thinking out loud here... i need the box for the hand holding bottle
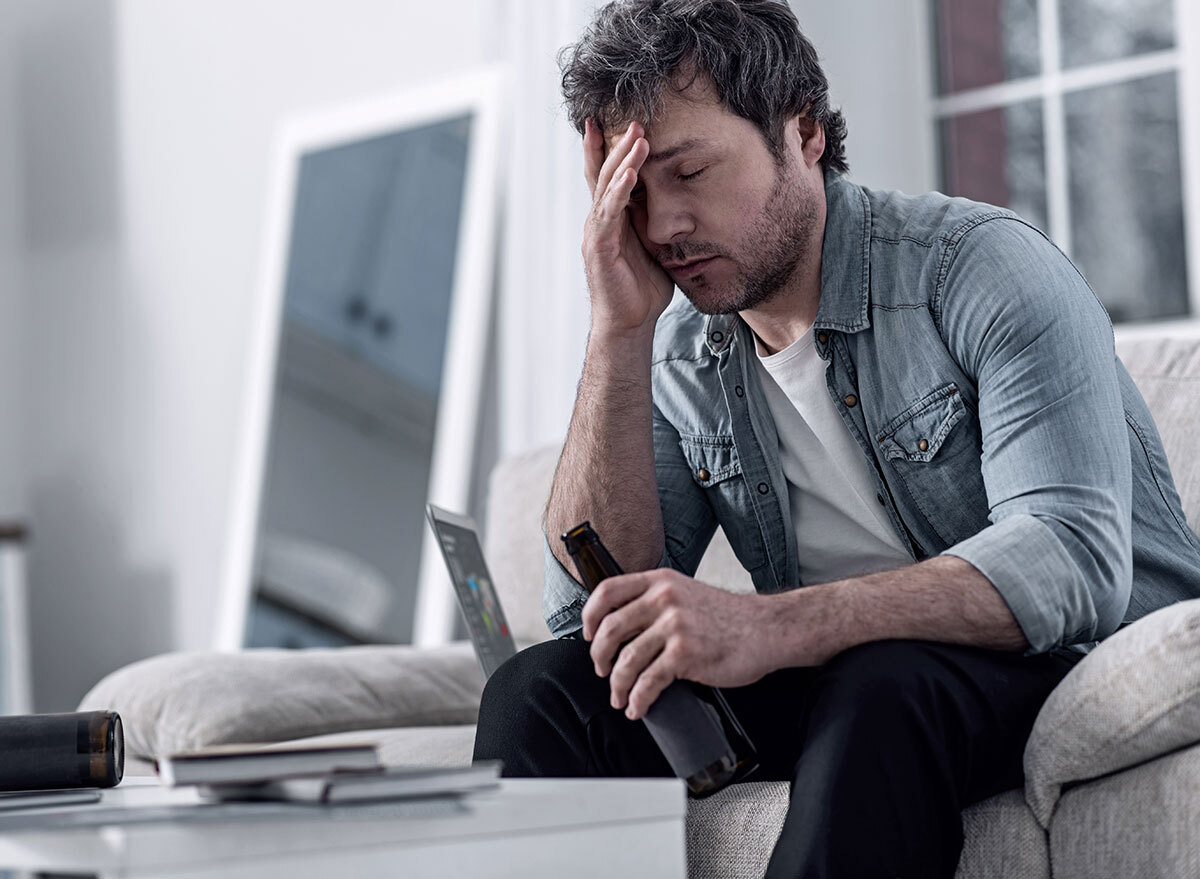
[582,567,784,720]
[564,522,758,797]
[581,118,675,339]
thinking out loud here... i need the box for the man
[473,1,1200,876]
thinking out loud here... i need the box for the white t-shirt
[752,327,912,585]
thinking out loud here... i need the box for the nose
[643,191,694,245]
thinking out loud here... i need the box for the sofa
[83,334,1200,878]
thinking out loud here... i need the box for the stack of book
[156,744,501,804]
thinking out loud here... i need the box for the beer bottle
[0,711,124,791]
[562,522,757,797]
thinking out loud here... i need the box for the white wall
[0,5,26,520]
[16,0,499,710]
[793,0,936,195]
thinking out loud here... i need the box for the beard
[664,166,818,316]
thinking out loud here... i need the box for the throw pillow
[77,642,486,759]
[1023,598,1200,827]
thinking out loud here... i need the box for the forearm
[545,327,665,577]
[765,555,1028,670]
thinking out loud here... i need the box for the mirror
[218,70,504,651]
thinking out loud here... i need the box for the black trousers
[472,636,1080,879]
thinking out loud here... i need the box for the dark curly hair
[558,0,849,175]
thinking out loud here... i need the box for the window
[932,0,1191,323]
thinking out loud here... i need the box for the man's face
[604,75,823,316]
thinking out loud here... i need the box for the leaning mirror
[219,70,504,651]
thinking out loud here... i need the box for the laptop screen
[426,506,517,678]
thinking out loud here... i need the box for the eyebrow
[644,138,711,166]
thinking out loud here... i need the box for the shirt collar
[814,171,872,335]
[702,170,872,356]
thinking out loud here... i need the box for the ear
[795,113,826,170]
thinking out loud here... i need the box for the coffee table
[0,776,687,877]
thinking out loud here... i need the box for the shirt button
[843,394,857,407]
[918,439,929,452]
[876,492,886,506]
[757,482,770,495]
[697,468,711,482]
[817,332,828,344]
[735,385,745,398]
[710,330,724,344]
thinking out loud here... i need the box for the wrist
[585,323,657,372]
[768,581,863,668]
[589,320,657,348]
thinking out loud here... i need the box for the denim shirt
[543,171,1200,654]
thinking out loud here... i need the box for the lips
[663,256,719,279]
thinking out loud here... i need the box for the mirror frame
[217,67,506,651]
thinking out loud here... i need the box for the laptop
[425,504,519,678]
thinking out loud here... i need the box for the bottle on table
[0,710,124,791]
[562,521,758,797]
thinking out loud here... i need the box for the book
[0,789,102,810]
[156,743,380,788]
[198,761,503,804]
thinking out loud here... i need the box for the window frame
[929,0,1200,331]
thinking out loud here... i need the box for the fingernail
[625,707,636,720]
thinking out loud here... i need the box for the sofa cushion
[683,782,1043,879]
[1115,335,1200,527]
[483,444,560,644]
[1024,598,1200,826]
[1048,739,1200,879]
[77,642,485,759]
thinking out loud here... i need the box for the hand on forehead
[601,119,647,157]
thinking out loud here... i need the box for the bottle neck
[562,524,624,592]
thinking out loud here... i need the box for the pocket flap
[876,384,965,463]
[678,435,742,486]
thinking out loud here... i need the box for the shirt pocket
[678,434,742,486]
[876,384,966,463]
[676,434,767,573]
[875,383,989,548]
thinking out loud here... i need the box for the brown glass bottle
[0,711,124,791]
[562,522,757,797]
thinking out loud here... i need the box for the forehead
[602,74,743,154]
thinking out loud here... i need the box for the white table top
[0,776,687,876]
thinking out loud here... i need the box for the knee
[477,638,593,724]
[473,637,598,770]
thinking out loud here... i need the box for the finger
[583,118,604,197]
[581,571,656,641]
[593,121,643,205]
[601,137,649,209]
[589,593,658,677]
[625,647,679,720]
[607,622,667,711]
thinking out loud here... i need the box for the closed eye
[679,168,706,181]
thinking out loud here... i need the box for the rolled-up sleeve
[541,400,718,638]
[935,217,1132,653]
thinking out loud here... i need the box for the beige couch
[84,335,1200,878]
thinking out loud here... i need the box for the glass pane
[934,0,1039,94]
[1059,0,1174,69]
[1066,73,1188,322]
[940,99,1048,231]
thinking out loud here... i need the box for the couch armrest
[78,641,486,760]
[1023,599,1200,827]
